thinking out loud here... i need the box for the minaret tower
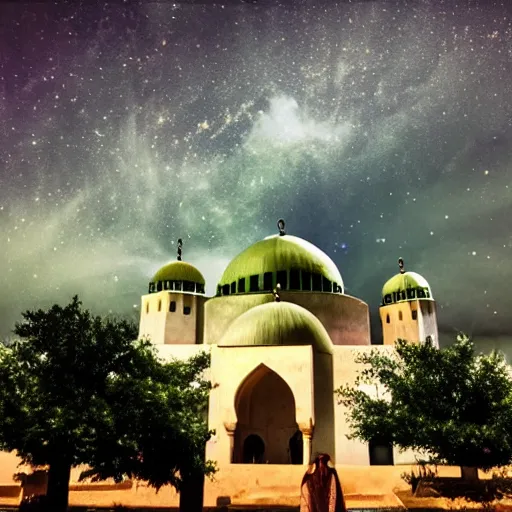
[138,239,207,345]
[379,258,438,347]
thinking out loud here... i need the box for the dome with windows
[218,301,333,354]
[149,261,205,295]
[216,233,343,297]
[381,271,433,306]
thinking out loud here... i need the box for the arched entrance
[234,364,298,464]
[243,434,265,463]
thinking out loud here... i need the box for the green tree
[336,334,512,480]
[80,346,216,512]
[0,296,214,512]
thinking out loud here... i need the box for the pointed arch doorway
[234,364,298,464]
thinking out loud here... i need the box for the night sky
[1,1,511,349]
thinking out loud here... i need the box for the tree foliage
[336,335,512,472]
[0,296,215,512]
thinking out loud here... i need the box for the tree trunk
[179,472,205,512]
[46,459,72,512]
[460,466,479,481]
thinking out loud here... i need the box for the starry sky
[1,1,511,349]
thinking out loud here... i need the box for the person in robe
[300,453,347,512]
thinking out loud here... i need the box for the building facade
[139,221,439,469]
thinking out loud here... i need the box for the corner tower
[138,239,206,345]
[379,258,438,347]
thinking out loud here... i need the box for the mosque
[0,218,441,508]
[140,219,439,470]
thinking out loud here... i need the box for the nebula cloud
[0,1,511,355]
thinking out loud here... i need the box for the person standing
[300,453,347,512]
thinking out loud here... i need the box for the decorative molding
[223,421,237,435]
[298,417,315,439]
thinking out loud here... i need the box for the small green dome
[382,271,433,305]
[152,261,205,285]
[218,301,333,354]
[149,261,205,294]
[218,234,343,295]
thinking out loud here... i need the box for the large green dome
[218,301,333,354]
[381,271,433,305]
[217,234,343,296]
[149,261,205,294]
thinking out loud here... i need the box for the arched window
[398,311,403,321]
[243,435,265,464]
[289,430,303,465]
[386,314,390,324]
[249,275,259,292]
[158,300,161,312]
[322,276,332,292]
[146,302,149,314]
[276,270,287,290]
[311,273,322,292]
[301,271,312,291]
[412,309,418,320]
[169,301,176,312]
[263,272,273,291]
[289,269,300,290]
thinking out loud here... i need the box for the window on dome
[222,284,230,295]
[412,309,418,320]
[238,278,246,293]
[333,282,339,293]
[148,282,155,293]
[398,311,403,321]
[263,272,273,291]
[322,276,332,292]
[289,269,300,290]
[183,306,191,315]
[196,283,205,294]
[157,281,162,292]
[312,273,322,292]
[301,271,311,291]
[417,288,426,298]
[170,301,176,312]
[174,281,182,291]
[276,270,287,290]
[183,281,195,292]
[250,274,259,292]
[231,281,236,294]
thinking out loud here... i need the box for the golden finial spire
[277,218,286,236]
[177,238,183,261]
